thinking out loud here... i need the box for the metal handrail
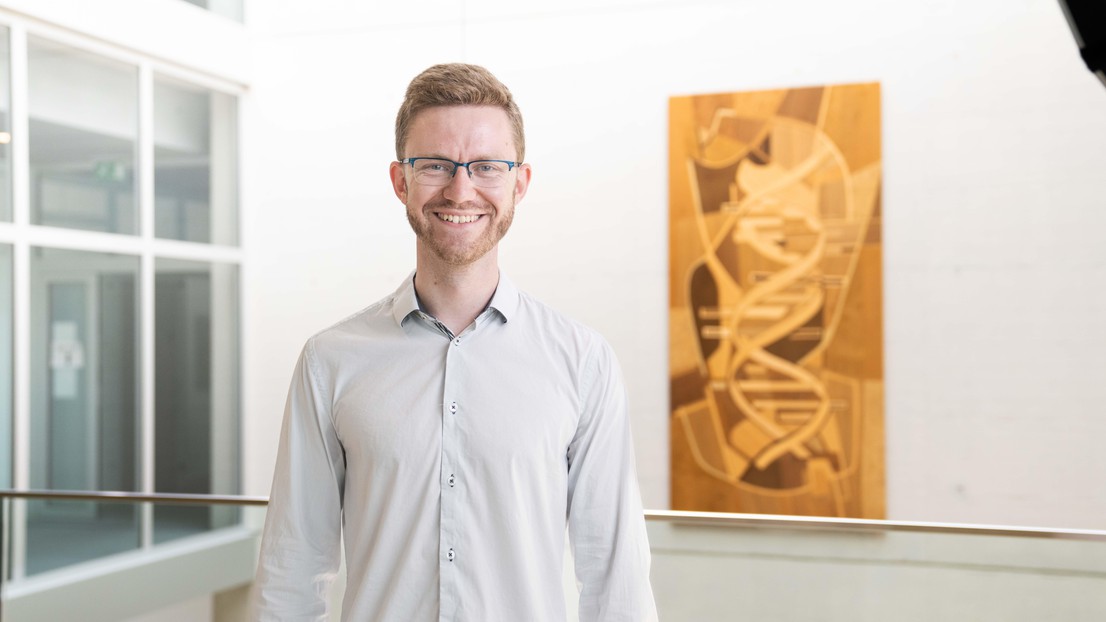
[2,489,1104,542]
[0,489,268,506]
[645,509,1106,542]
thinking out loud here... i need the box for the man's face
[389,105,531,268]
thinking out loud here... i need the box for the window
[154,258,240,542]
[29,37,138,235]
[3,22,243,580]
[0,27,10,223]
[154,75,238,244]
[28,248,140,573]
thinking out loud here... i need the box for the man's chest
[328,340,582,471]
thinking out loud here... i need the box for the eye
[418,161,450,173]
[472,162,506,175]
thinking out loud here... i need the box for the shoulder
[512,287,615,366]
[303,291,400,361]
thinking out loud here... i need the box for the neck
[413,248,500,335]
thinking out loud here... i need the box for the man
[251,63,657,621]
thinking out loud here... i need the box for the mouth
[435,212,484,224]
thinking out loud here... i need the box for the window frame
[0,13,247,582]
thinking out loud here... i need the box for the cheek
[407,185,439,207]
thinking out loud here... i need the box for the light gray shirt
[252,273,657,621]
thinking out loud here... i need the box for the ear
[389,161,408,203]
[512,163,532,204]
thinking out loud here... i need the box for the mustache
[424,198,493,212]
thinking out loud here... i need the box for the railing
[0,489,269,507]
[4,489,1104,541]
[3,490,1105,622]
[644,508,1106,541]
[1,489,266,622]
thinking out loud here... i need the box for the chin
[431,244,494,267]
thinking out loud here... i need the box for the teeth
[437,213,481,224]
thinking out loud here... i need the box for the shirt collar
[486,272,519,323]
[391,270,520,327]
[391,272,421,327]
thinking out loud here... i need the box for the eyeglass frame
[399,157,523,186]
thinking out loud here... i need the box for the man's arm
[251,339,346,621]
[566,338,658,621]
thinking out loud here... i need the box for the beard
[407,198,515,267]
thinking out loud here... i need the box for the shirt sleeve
[567,338,659,621]
[251,339,346,621]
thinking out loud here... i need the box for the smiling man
[250,64,657,621]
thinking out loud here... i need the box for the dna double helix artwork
[669,83,885,518]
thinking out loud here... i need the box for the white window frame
[0,12,247,582]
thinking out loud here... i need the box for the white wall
[647,521,1106,621]
[244,0,1106,531]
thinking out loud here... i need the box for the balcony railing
[2,489,1105,621]
[5,489,1103,540]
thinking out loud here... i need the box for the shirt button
[449,402,457,414]
[448,474,455,487]
[453,337,461,346]
[447,548,455,562]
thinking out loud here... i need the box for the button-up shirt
[251,274,657,621]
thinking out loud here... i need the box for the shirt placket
[439,327,468,621]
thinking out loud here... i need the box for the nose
[442,165,478,202]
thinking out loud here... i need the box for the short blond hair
[395,63,525,162]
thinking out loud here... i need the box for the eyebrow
[415,155,512,162]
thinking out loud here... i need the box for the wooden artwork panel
[669,83,884,518]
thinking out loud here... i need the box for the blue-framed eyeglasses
[401,157,521,188]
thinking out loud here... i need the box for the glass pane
[154,259,239,542]
[1,245,11,488]
[154,76,239,245]
[3,498,264,618]
[0,27,11,222]
[28,248,140,574]
[29,38,138,234]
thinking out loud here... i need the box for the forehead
[406,105,516,158]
